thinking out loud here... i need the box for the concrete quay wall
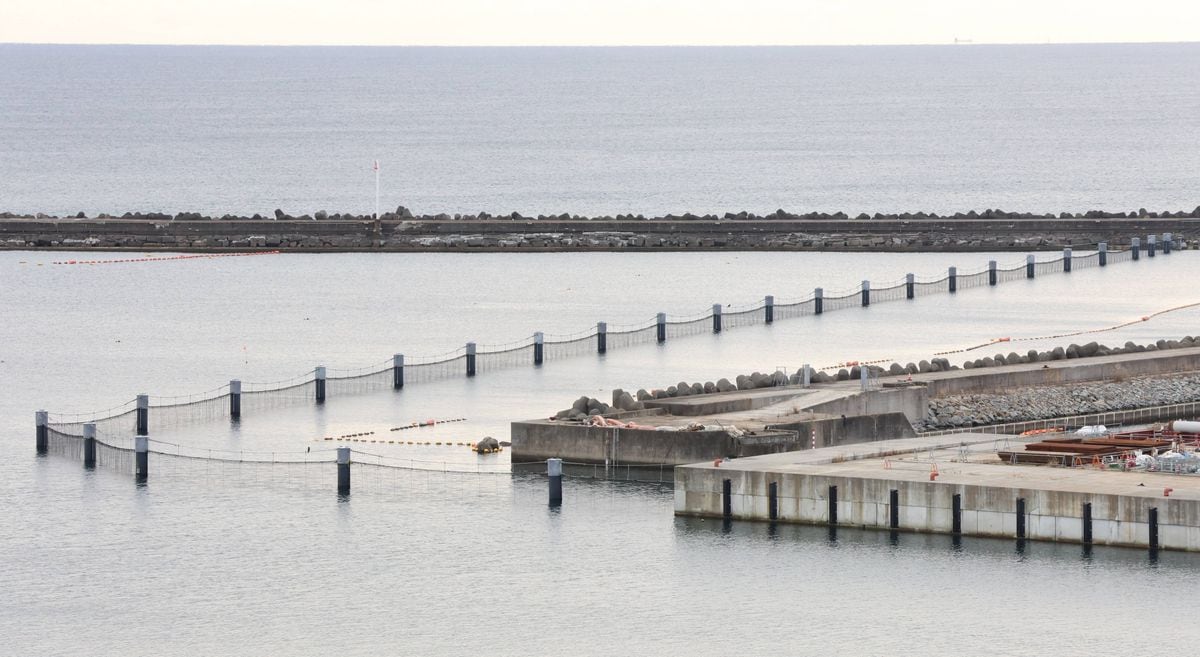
[675,465,1200,551]
[1,216,1197,252]
[510,421,810,465]
[923,347,1200,398]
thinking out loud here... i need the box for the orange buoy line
[933,301,1200,357]
[51,250,281,266]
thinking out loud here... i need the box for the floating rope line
[934,300,1200,357]
[52,250,281,265]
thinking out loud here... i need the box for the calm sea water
[5,44,1200,656]
[4,249,1200,655]
[1,43,1199,217]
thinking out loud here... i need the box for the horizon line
[2,39,1199,48]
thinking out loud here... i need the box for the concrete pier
[674,435,1200,552]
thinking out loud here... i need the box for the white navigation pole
[372,159,380,220]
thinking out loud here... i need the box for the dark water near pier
[5,250,1200,655]
[1,43,1199,217]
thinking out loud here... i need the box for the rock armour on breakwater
[914,374,1200,431]
[2,208,1199,252]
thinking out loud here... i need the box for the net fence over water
[42,246,1148,441]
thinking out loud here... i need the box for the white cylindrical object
[1170,420,1200,434]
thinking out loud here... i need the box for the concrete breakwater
[2,210,1199,252]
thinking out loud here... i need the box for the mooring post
[548,457,563,507]
[1026,254,1035,279]
[229,379,241,420]
[465,342,477,377]
[596,322,607,355]
[337,446,350,495]
[947,266,957,293]
[802,364,811,388]
[860,364,869,391]
[1063,247,1072,273]
[764,295,774,324]
[83,423,96,469]
[861,280,870,307]
[314,367,326,404]
[135,434,148,483]
[1148,234,1157,257]
[905,273,915,299]
[533,332,545,366]
[392,354,404,390]
[1132,237,1141,260]
[712,304,722,333]
[828,485,838,525]
[1098,242,1107,267]
[1016,497,1027,539]
[1149,507,1159,551]
[814,287,823,315]
[35,410,47,455]
[768,481,778,521]
[136,394,149,435]
[1082,502,1093,545]
[656,313,666,343]
[988,260,997,286]
[1164,232,1173,255]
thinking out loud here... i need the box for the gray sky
[3,0,1198,46]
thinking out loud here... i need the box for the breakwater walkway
[1,212,1198,252]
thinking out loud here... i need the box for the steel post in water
[712,304,722,333]
[135,434,148,483]
[1148,234,1157,257]
[548,458,563,507]
[597,322,607,354]
[1063,247,1072,273]
[952,493,962,534]
[948,266,957,293]
[722,478,732,519]
[656,313,666,343]
[889,489,900,529]
[35,410,47,455]
[229,379,241,420]
[828,485,838,525]
[1016,498,1027,538]
[1098,242,1107,266]
[768,481,778,520]
[1164,232,1173,254]
[533,332,544,366]
[764,295,774,324]
[1149,507,1159,551]
[136,394,149,435]
[83,423,96,469]
[337,446,350,495]
[1082,502,1093,545]
[1026,254,1035,279]
[814,287,823,314]
[392,354,405,390]
[1132,237,1141,260]
[314,367,326,404]
[466,342,477,377]
[988,260,997,285]
[861,280,870,307]
[905,273,914,299]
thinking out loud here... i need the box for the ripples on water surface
[2,43,1199,215]
[4,250,1200,654]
